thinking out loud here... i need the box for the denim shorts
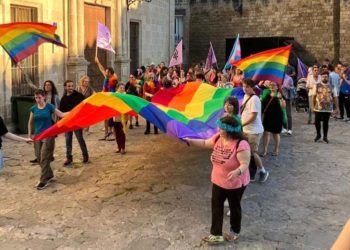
[0,149,4,171]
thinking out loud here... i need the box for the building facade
[176,0,350,68]
[0,0,175,120]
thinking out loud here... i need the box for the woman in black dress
[260,81,286,156]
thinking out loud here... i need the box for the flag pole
[16,62,37,90]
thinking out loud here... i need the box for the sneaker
[224,200,229,207]
[129,124,133,129]
[224,230,239,242]
[135,121,139,127]
[336,116,344,120]
[258,171,269,183]
[46,176,54,183]
[36,182,49,190]
[323,138,329,144]
[30,158,38,164]
[314,135,321,142]
[83,156,89,164]
[344,118,350,122]
[281,128,288,134]
[144,130,150,135]
[202,235,224,244]
[287,130,292,135]
[64,158,73,166]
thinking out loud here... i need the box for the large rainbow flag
[230,45,292,84]
[0,22,66,64]
[34,83,245,141]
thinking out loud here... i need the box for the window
[175,15,183,45]
[10,5,38,95]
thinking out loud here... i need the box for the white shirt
[241,94,264,134]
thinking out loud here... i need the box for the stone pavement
[0,111,350,250]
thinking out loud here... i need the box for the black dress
[262,95,283,134]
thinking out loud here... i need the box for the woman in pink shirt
[184,116,251,244]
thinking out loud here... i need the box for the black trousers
[315,112,331,138]
[339,92,350,119]
[145,120,158,133]
[211,184,246,236]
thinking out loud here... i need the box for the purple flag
[297,57,308,79]
[97,22,115,54]
[169,40,183,67]
[204,42,217,70]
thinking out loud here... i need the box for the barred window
[10,5,39,96]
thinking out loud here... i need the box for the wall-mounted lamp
[127,0,152,10]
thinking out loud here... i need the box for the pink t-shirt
[210,136,250,189]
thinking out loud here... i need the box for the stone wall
[0,0,175,121]
[129,0,175,67]
[175,0,190,67]
[182,0,350,67]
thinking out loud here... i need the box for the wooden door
[84,4,107,91]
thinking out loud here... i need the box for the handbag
[261,96,274,121]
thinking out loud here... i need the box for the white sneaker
[224,200,229,207]
[287,130,292,135]
[282,128,288,134]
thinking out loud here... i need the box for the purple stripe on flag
[297,57,308,79]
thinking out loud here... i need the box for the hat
[150,62,155,66]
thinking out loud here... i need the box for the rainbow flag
[0,22,66,64]
[34,82,245,141]
[230,45,292,84]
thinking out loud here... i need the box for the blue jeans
[65,129,89,159]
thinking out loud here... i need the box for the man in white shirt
[241,79,269,182]
[306,65,321,124]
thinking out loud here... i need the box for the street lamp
[127,0,152,10]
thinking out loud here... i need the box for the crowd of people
[0,56,347,243]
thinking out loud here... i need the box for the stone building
[0,0,175,120]
[176,0,349,68]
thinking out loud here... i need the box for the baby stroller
[295,78,309,112]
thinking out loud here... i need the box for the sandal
[224,231,239,242]
[271,151,279,156]
[259,151,267,157]
[202,234,224,244]
[99,132,112,141]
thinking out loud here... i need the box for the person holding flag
[94,22,118,140]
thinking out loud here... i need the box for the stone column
[114,0,130,83]
[67,0,88,83]
[0,0,12,120]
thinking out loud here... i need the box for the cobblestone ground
[0,110,349,250]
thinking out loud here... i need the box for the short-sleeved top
[211,136,250,189]
[241,94,264,134]
[30,103,55,135]
[306,75,321,96]
[312,83,336,113]
[0,116,9,149]
[329,72,340,95]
